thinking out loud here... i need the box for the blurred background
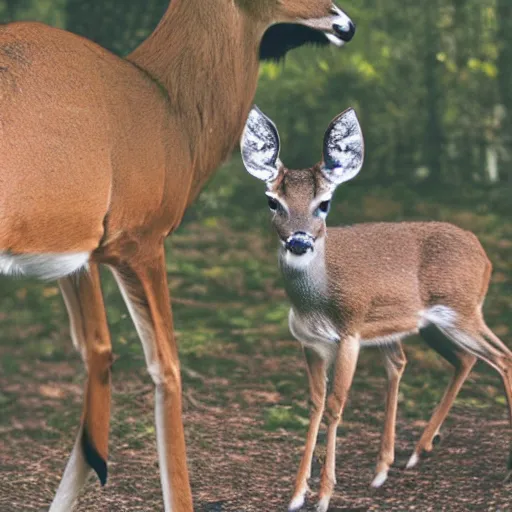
[0,1,511,511]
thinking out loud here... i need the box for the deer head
[240,106,364,259]
[241,0,356,60]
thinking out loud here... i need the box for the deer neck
[128,1,262,201]
[279,237,329,314]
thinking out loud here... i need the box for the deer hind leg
[289,347,328,512]
[316,336,360,512]
[50,263,112,512]
[111,246,193,512]
[425,312,512,475]
[371,342,407,489]
[479,322,512,477]
[405,323,476,469]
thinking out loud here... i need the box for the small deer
[240,106,512,512]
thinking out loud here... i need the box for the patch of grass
[263,406,308,432]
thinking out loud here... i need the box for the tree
[497,0,512,183]
[66,0,166,56]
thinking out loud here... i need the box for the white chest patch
[288,308,339,361]
[282,248,317,270]
[0,252,89,280]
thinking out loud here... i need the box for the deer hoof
[288,493,306,511]
[316,496,331,512]
[371,469,388,488]
[405,451,420,469]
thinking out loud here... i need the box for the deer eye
[318,200,331,215]
[268,197,279,211]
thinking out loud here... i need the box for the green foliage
[0,0,66,26]
[2,0,511,188]
[65,0,166,55]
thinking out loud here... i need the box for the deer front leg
[317,336,360,512]
[289,347,328,512]
[112,246,193,512]
[51,263,113,512]
[370,342,407,489]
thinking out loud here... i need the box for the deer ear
[322,108,364,185]
[241,106,281,183]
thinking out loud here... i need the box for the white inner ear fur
[241,108,281,183]
[322,109,364,185]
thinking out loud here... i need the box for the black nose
[285,232,314,256]
[333,20,356,42]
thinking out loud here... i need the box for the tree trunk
[423,0,444,186]
[5,0,17,21]
[497,0,512,184]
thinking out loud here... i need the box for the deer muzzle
[299,4,356,47]
[333,19,356,42]
[285,232,315,256]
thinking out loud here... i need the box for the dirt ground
[1,217,512,512]
[2,337,512,512]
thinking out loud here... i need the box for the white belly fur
[0,252,89,280]
[288,305,460,359]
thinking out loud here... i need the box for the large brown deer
[240,106,512,512]
[0,2,356,511]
